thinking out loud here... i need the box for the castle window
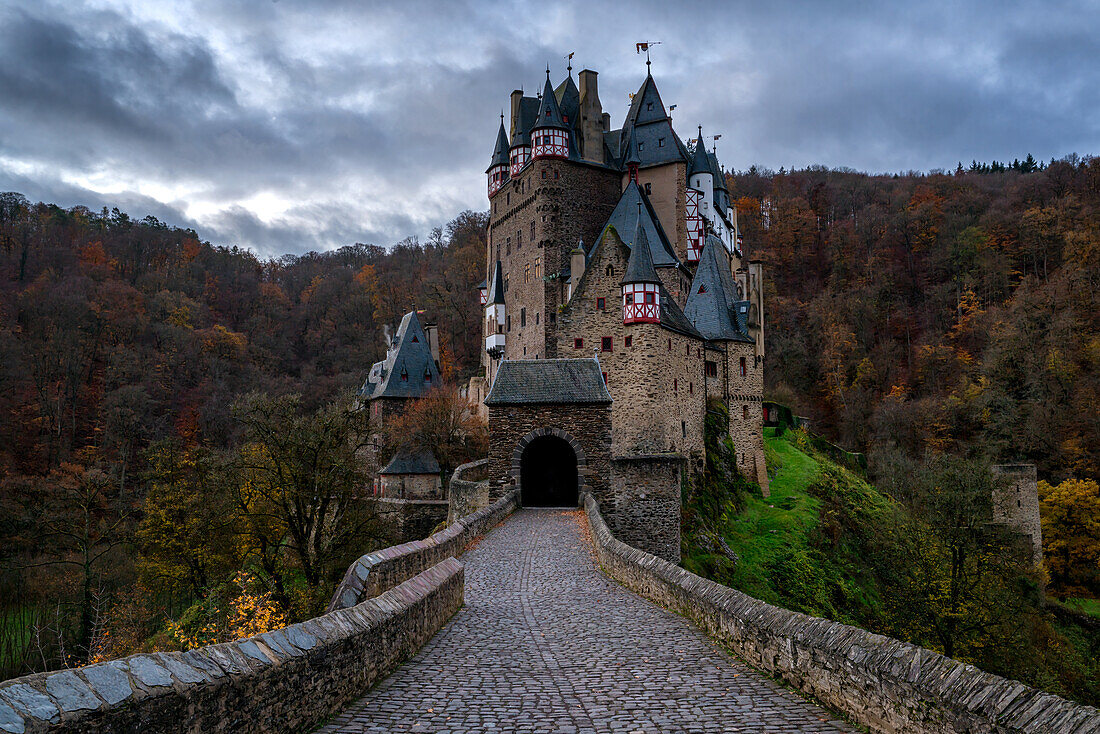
[601,336,613,352]
[625,293,633,305]
[689,382,693,393]
[424,369,431,382]
[625,336,632,348]
[740,357,747,377]
[674,378,678,391]
[606,265,614,277]
[638,142,645,151]
[504,277,509,292]
[542,170,547,179]
[536,312,540,325]
[530,221,535,239]
[681,421,686,438]
[596,297,605,310]
[549,312,556,324]
[524,264,530,283]
[645,292,655,304]
[602,371,608,384]
[574,338,583,349]
[743,405,749,420]
[668,338,672,351]
[644,182,652,195]
[400,368,408,382]
[517,230,522,248]
[554,170,559,179]
[646,102,653,111]
[507,193,510,205]
[534,257,541,278]
[507,315,511,331]
[658,137,665,147]
[523,347,527,355]
[521,308,526,327]
[705,361,717,377]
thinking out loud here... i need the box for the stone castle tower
[476,61,768,561]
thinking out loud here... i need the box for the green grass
[1065,598,1100,619]
[685,426,894,625]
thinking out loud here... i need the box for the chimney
[510,90,523,137]
[571,242,586,285]
[424,323,441,368]
[578,70,604,163]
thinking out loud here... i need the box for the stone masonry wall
[0,561,463,734]
[609,456,683,563]
[329,489,520,611]
[373,498,449,544]
[584,495,1100,734]
[991,464,1043,566]
[487,403,611,506]
[726,340,769,494]
[488,157,620,362]
[447,458,490,523]
[630,162,689,270]
[556,228,706,460]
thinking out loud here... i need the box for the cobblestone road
[318,509,856,733]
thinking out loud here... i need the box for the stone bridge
[2,494,1098,734]
[320,508,853,733]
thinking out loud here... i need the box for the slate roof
[555,74,580,128]
[363,310,442,399]
[619,74,690,169]
[487,119,510,172]
[511,97,540,147]
[597,181,681,267]
[534,76,568,131]
[484,359,613,405]
[380,448,440,476]
[621,221,661,285]
[689,134,712,177]
[684,234,753,343]
[488,260,505,305]
[660,285,705,339]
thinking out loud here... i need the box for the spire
[489,117,510,169]
[534,74,568,130]
[488,260,505,305]
[625,132,640,182]
[689,126,711,177]
[621,207,661,285]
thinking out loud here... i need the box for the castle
[473,61,768,561]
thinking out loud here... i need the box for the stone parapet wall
[448,459,490,523]
[328,488,520,611]
[609,456,683,563]
[0,560,463,734]
[583,494,1100,734]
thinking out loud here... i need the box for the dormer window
[400,368,408,382]
[646,102,653,111]
[658,138,665,147]
[423,369,431,382]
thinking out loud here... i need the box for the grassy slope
[684,426,893,627]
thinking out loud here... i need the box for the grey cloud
[0,0,1097,255]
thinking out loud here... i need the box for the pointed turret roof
[510,96,540,147]
[621,216,661,285]
[625,132,641,166]
[689,128,712,177]
[599,180,680,267]
[684,235,753,342]
[617,72,690,169]
[555,74,580,128]
[364,311,443,399]
[534,73,568,130]
[487,118,510,172]
[488,260,505,305]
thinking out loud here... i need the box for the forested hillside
[0,195,486,677]
[730,156,1100,481]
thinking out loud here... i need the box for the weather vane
[635,40,661,70]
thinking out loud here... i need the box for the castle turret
[689,127,714,219]
[531,70,569,160]
[485,260,506,357]
[487,116,510,198]
[621,219,661,325]
[625,133,641,184]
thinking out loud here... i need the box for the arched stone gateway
[514,428,585,506]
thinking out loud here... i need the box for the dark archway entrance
[520,436,579,506]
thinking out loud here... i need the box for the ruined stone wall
[609,456,683,563]
[556,230,705,461]
[487,403,611,506]
[991,464,1043,566]
[584,495,1100,734]
[488,158,619,361]
[379,474,441,500]
[0,561,463,734]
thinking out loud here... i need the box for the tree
[380,385,488,478]
[232,392,390,616]
[1038,478,1100,597]
[137,441,240,600]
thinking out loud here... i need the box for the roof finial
[566,51,574,75]
[646,46,651,73]
[697,125,703,145]
[546,63,551,80]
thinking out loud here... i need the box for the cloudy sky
[1,0,1097,257]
